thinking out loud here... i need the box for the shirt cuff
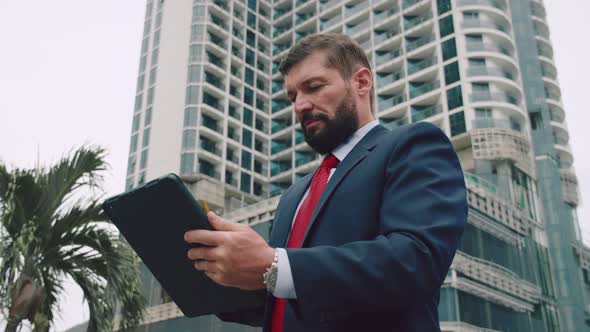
[273,248,297,299]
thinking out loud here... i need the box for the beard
[301,93,359,155]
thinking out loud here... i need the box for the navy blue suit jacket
[219,122,467,331]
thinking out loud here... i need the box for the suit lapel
[269,174,313,248]
[300,125,389,244]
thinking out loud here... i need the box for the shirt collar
[330,119,380,162]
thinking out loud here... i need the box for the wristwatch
[263,248,279,293]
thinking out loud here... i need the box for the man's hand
[184,211,275,290]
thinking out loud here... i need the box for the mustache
[301,112,329,124]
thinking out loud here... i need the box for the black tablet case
[102,173,265,317]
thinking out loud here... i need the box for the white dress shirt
[273,119,380,299]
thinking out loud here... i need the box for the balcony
[377,70,404,87]
[273,43,291,56]
[295,130,305,144]
[320,0,343,11]
[380,117,408,130]
[409,80,440,98]
[208,33,226,49]
[209,15,227,30]
[466,42,513,58]
[272,119,292,133]
[411,104,442,122]
[347,20,370,35]
[206,52,225,71]
[274,25,290,38]
[464,172,533,236]
[203,93,224,112]
[345,2,369,17]
[201,115,219,133]
[470,92,518,106]
[199,139,221,156]
[406,34,435,52]
[374,28,402,45]
[407,57,436,75]
[271,161,292,176]
[199,164,220,179]
[457,0,507,13]
[272,99,291,113]
[296,12,315,25]
[271,140,291,154]
[204,73,224,91]
[296,151,317,167]
[375,48,402,66]
[373,6,400,23]
[560,169,579,206]
[320,14,342,30]
[471,127,533,175]
[462,19,510,35]
[273,7,292,20]
[404,13,433,31]
[378,94,406,112]
[467,66,515,81]
[451,251,541,305]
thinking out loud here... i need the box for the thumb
[208,211,242,231]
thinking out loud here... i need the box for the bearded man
[184,33,467,332]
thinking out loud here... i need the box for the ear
[351,67,373,99]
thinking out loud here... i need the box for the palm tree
[0,146,145,332]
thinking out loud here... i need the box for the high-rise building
[121,0,590,331]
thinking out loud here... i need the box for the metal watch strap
[263,249,279,293]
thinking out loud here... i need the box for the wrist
[263,248,279,293]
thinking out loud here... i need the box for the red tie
[270,154,340,332]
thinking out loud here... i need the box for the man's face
[284,51,359,154]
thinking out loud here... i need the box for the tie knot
[321,154,339,169]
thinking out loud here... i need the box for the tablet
[102,173,265,317]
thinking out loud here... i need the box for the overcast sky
[0,1,588,331]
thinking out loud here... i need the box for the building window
[181,129,196,150]
[242,128,252,148]
[241,172,251,193]
[245,67,255,86]
[444,61,460,85]
[254,182,263,196]
[132,113,141,132]
[180,153,195,175]
[134,93,143,111]
[447,85,463,110]
[439,15,454,38]
[247,12,256,30]
[241,150,252,170]
[140,149,149,169]
[244,87,254,106]
[130,134,138,153]
[475,108,492,118]
[184,107,198,126]
[437,0,452,15]
[450,111,466,136]
[246,48,255,66]
[243,107,253,126]
[247,30,256,48]
[185,86,200,105]
[188,65,201,83]
[142,127,151,148]
[442,38,457,61]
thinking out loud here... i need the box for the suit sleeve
[286,122,468,312]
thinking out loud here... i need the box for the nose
[294,98,313,121]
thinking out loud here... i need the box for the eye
[308,85,323,92]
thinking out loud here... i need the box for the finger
[194,260,217,272]
[208,211,244,232]
[188,247,222,261]
[184,229,224,246]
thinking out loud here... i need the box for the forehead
[283,51,340,89]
